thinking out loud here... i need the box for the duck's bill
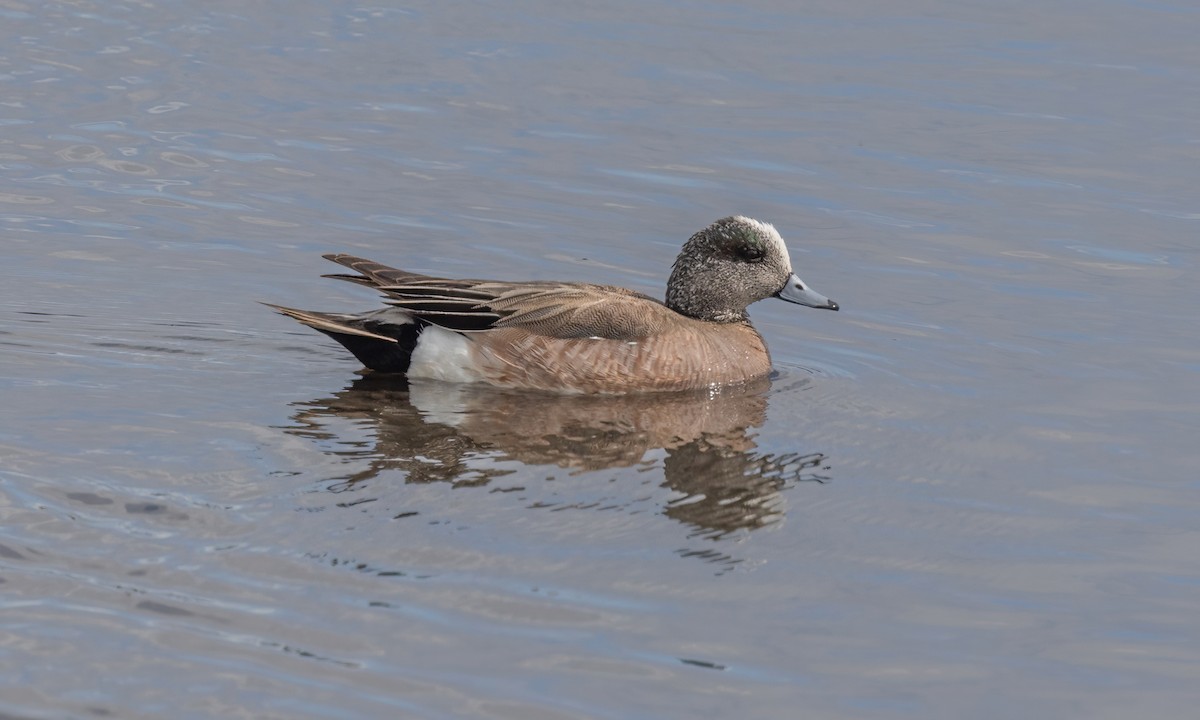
[775,273,839,311]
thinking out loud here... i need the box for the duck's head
[666,215,838,323]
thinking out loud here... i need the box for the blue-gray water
[3,1,1198,718]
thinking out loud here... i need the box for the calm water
[3,1,1199,718]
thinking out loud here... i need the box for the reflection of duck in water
[287,375,830,539]
[268,216,838,393]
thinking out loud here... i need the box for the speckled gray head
[665,216,838,323]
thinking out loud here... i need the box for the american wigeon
[268,216,838,393]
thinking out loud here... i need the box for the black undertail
[318,318,424,374]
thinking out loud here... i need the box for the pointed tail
[264,303,420,373]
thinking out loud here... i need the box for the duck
[267,215,838,393]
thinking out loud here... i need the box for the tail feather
[264,303,420,373]
[321,254,431,287]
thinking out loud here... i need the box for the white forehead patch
[734,215,792,270]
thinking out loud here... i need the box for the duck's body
[269,216,838,394]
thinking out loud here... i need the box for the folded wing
[323,253,676,340]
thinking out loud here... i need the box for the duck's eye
[739,244,765,262]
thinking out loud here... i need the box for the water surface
[2,1,1198,718]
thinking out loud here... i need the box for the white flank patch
[407,325,485,383]
[735,215,792,270]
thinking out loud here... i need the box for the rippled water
[3,1,1199,718]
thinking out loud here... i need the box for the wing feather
[322,255,678,340]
